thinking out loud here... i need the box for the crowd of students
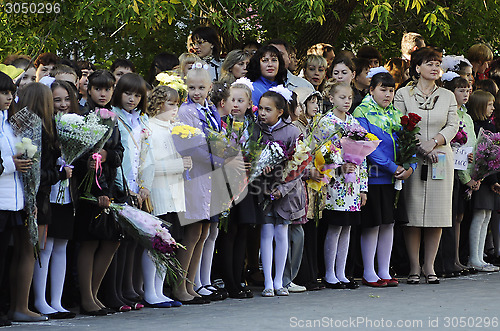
[1,26,500,325]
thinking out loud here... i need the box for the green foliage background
[1,0,499,76]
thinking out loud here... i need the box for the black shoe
[305,281,324,291]
[324,281,346,289]
[79,308,107,316]
[46,312,76,319]
[228,290,247,299]
[241,285,254,298]
[177,297,210,305]
[341,278,360,289]
[0,318,11,326]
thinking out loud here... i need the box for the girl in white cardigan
[145,85,192,306]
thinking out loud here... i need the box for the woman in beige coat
[394,48,458,285]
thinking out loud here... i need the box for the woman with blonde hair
[302,55,328,92]
[220,50,251,84]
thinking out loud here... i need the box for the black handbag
[88,208,122,240]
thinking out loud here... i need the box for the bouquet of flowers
[247,140,287,183]
[281,137,313,182]
[340,123,380,182]
[55,112,110,203]
[306,140,342,192]
[466,129,500,199]
[450,125,468,147]
[205,127,241,159]
[82,196,185,283]
[171,124,204,180]
[394,112,421,206]
[156,71,188,105]
[79,109,118,196]
[10,107,42,260]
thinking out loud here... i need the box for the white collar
[269,118,282,131]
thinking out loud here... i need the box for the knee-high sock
[50,239,69,312]
[273,224,288,290]
[261,224,275,290]
[469,210,487,266]
[324,225,341,284]
[142,250,161,304]
[200,223,218,286]
[33,237,57,314]
[361,226,380,282]
[336,226,351,283]
[479,210,492,264]
[376,223,394,279]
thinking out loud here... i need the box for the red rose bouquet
[394,112,421,206]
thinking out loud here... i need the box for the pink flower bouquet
[340,137,380,182]
[82,197,184,283]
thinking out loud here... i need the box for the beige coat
[394,84,458,227]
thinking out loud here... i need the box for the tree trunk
[295,0,359,58]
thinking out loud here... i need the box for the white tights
[142,250,172,304]
[469,209,492,266]
[261,224,288,290]
[360,224,394,282]
[33,237,70,314]
[324,225,351,284]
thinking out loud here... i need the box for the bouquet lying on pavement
[55,112,110,202]
[10,107,42,260]
[82,196,185,283]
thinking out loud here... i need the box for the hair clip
[366,66,389,79]
[441,71,460,82]
[232,77,254,91]
[193,62,209,70]
[269,85,292,102]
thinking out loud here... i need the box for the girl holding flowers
[0,73,47,322]
[467,90,499,272]
[354,72,414,287]
[73,70,125,315]
[320,82,367,290]
[256,86,306,297]
[31,80,80,319]
[16,83,71,319]
[218,79,260,298]
[145,85,191,306]
[438,75,478,276]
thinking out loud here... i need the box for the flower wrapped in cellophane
[468,129,500,186]
[10,107,42,259]
[156,71,188,105]
[205,127,241,159]
[306,140,342,191]
[79,109,118,196]
[281,137,313,182]
[247,140,287,183]
[340,123,380,183]
[171,123,204,180]
[55,112,110,203]
[82,196,185,283]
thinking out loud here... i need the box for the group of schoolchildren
[1,26,500,326]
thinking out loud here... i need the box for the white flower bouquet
[9,107,42,260]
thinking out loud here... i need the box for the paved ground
[7,272,500,331]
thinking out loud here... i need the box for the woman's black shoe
[341,278,360,289]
